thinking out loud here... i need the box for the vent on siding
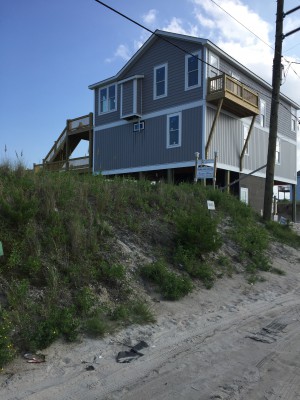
[133,121,145,132]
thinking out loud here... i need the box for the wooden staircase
[34,113,93,173]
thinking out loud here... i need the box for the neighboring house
[88,30,299,214]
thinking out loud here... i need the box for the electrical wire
[94,0,299,120]
[208,0,300,83]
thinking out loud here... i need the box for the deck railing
[43,113,93,164]
[207,74,259,109]
[68,115,92,131]
[44,127,67,163]
[34,156,90,173]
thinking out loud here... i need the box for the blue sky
[1,0,300,169]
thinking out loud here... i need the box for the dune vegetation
[0,161,299,368]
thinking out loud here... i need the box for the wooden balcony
[207,74,259,117]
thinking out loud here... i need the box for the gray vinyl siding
[94,37,205,128]
[137,79,142,115]
[278,102,297,141]
[123,38,204,115]
[206,106,268,171]
[91,32,298,184]
[218,57,297,141]
[121,81,134,117]
[93,106,203,172]
[274,139,297,181]
[206,106,297,182]
[95,86,119,126]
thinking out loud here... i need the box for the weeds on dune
[265,220,300,249]
[0,161,296,368]
[141,260,193,300]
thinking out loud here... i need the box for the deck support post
[205,98,223,159]
[240,115,256,171]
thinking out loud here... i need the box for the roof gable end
[88,30,207,89]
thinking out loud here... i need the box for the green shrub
[217,255,235,277]
[75,287,96,316]
[98,262,126,284]
[141,260,193,300]
[231,222,271,272]
[85,314,109,337]
[265,220,300,248]
[111,300,155,325]
[174,205,222,256]
[130,300,155,324]
[0,310,16,369]
[175,246,215,288]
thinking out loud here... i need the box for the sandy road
[1,242,300,400]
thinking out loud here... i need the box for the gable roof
[88,30,206,90]
[88,30,299,109]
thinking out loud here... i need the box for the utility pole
[263,0,284,221]
[263,1,300,221]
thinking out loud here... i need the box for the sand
[1,230,300,400]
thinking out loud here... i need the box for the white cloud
[105,44,131,63]
[193,0,271,40]
[190,0,274,84]
[142,9,157,26]
[162,16,199,37]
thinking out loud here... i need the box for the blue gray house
[88,30,299,214]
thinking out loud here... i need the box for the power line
[209,0,274,52]
[208,0,300,82]
[93,0,298,120]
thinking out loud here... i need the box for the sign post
[194,152,200,183]
[195,154,217,183]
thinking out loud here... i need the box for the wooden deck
[34,113,93,173]
[207,74,259,117]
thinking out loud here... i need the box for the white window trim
[243,124,249,156]
[291,107,297,132]
[98,84,117,115]
[260,99,266,127]
[208,52,219,78]
[167,112,182,149]
[153,63,168,100]
[185,51,201,91]
[240,187,249,205]
[275,137,281,165]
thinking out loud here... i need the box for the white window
[167,112,181,148]
[231,71,240,80]
[133,121,145,132]
[291,108,297,132]
[208,52,219,78]
[260,99,266,127]
[185,51,201,90]
[243,124,249,155]
[240,187,249,205]
[154,63,167,99]
[275,138,281,164]
[99,84,116,114]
